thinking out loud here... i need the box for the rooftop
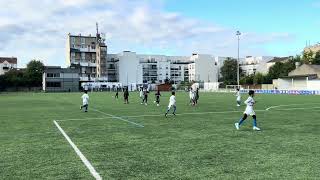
[267,57,290,63]
[0,57,17,64]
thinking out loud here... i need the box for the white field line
[92,108,144,128]
[268,106,320,111]
[53,120,102,180]
[265,103,320,111]
[56,109,267,122]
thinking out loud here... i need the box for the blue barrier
[240,89,320,95]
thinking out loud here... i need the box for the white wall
[118,51,142,85]
[190,54,218,82]
[277,78,292,89]
[307,80,320,90]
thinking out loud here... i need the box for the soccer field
[1,92,320,179]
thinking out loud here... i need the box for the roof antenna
[96,22,99,35]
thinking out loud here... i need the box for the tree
[220,58,241,85]
[312,51,320,65]
[253,72,264,85]
[302,50,314,64]
[25,60,44,87]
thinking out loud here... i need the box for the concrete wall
[118,51,142,85]
[307,80,320,90]
[190,54,218,83]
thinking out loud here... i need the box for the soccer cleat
[235,123,240,130]
[80,105,82,110]
[253,126,261,131]
[173,113,176,116]
[165,113,167,118]
[237,104,241,107]
[141,103,143,105]
[145,103,148,106]
[157,104,160,106]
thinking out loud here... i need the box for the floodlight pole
[236,31,241,86]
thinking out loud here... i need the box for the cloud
[0,0,295,67]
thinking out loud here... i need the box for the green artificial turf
[0,91,319,179]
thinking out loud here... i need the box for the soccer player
[165,91,176,117]
[235,88,241,106]
[235,90,261,131]
[189,88,193,105]
[124,88,129,104]
[139,87,143,100]
[141,88,148,105]
[80,90,89,112]
[154,90,161,106]
[115,88,119,99]
[195,88,199,105]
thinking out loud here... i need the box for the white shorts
[168,104,176,108]
[244,106,255,116]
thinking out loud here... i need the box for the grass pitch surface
[1,92,320,179]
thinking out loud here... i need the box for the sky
[0,0,319,67]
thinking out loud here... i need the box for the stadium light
[236,31,241,86]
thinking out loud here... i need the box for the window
[46,82,61,87]
[47,73,60,78]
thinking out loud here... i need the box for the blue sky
[0,0,319,67]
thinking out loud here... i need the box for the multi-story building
[0,57,17,75]
[66,32,107,82]
[42,66,79,92]
[106,52,218,85]
[188,54,218,82]
[240,56,274,75]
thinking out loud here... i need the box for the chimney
[295,62,301,69]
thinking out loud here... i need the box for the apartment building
[0,57,17,75]
[240,56,274,75]
[188,54,218,82]
[66,32,107,82]
[105,51,218,85]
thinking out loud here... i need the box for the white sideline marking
[268,106,320,111]
[53,120,102,180]
[92,108,144,128]
[56,109,267,122]
[266,103,320,111]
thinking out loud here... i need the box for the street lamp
[236,31,241,86]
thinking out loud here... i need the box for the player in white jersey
[165,91,176,117]
[234,90,261,131]
[235,88,241,106]
[80,90,89,112]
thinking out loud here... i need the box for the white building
[106,52,218,85]
[188,54,218,82]
[0,57,17,75]
[117,51,143,85]
[240,56,274,75]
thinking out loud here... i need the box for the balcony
[88,62,97,67]
[79,47,96,52]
